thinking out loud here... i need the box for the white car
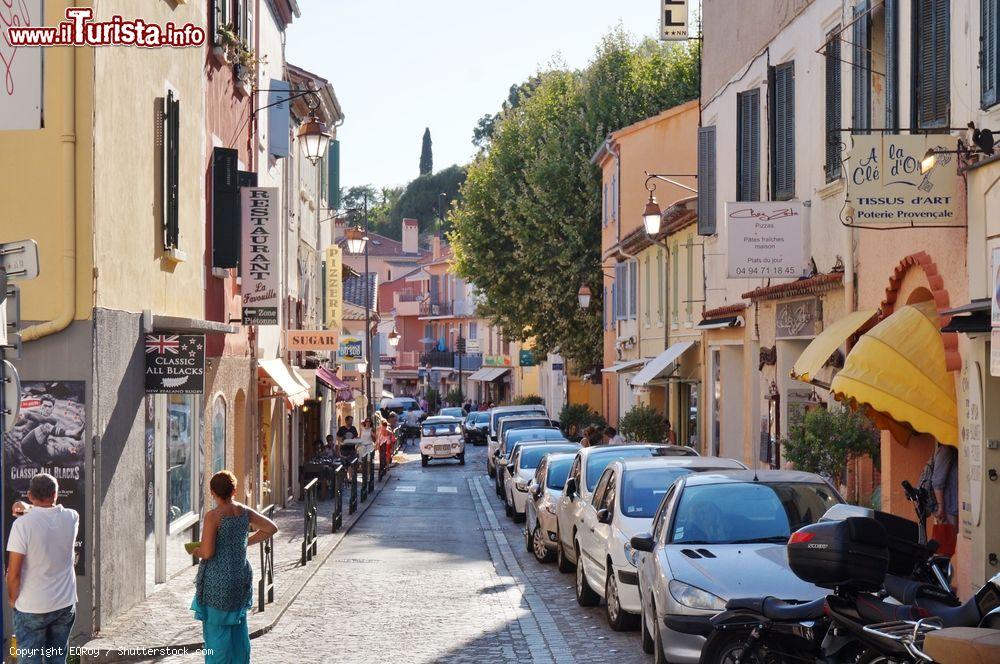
[494,427,565,498]
[419,416,465,466]
[572,456,747,632]
[486,405,547,478]
[503,441,580,521]
[554,445,675,574]
[524,452,576,563]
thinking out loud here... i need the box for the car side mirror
[597,508,612,524]
[630,533,655,552]
[565,477,577,498]
[529,481,539,496]
[498,458,507,467]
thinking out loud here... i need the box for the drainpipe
[22,47,77,342]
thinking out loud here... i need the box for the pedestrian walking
[191,471,278,664]
[358,419,374,457]
[663,419,678,445]
[565,423,581,443]
[7,473,79,664]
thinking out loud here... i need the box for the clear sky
[285,1,662,192]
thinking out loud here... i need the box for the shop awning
[601,359,647,373]
[468,367,510,382]
[830,302,958,446]
[630,341,696,387]
[791,309,878,384]
[695,316,744,330]
[259,358,310,407]
[940,298,991,334]
[316,366,353,402]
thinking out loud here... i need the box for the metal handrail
[258,504,275,611]
[331,464,344,532]
[301,479,318,564]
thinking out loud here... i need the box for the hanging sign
[660,1,689,41]
[776,297,822,339]
[287,330,340,351]
[0,0,43,129]
[519,349,536,367]
[144,334,205,393]
[726,201,807,278]
[848,135,959,225]
[240,187,279,325]
[338,335,365,363]
[326,245,342,331]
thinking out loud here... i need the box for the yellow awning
[791,309,877,384]
[830,302,958,446]
[259,358,310,407]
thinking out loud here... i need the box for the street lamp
[577,284,592,310]
[356,360,368,373]
[388,329,400,347]
[297,112,331,164]
[344,226,367,254]
[643,191,663,236]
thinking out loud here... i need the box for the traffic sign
[0,239,40,281]
[2,360,21,433]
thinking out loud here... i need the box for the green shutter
[771,62,796,201]
[983,0,999,108]
[737,89,760,201]
[327,139,341,209]
[885,0,899,128]
[825,31,843,181]
[697,126,717,235]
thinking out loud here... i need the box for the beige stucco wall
[91,1,206,318]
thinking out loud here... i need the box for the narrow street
[179,445,646,663]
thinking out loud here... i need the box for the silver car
[524,452,576,563]
[503,442,580,521]
[632,470,843,663]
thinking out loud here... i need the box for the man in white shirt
[6,473,79,664]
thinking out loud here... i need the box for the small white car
[503,441,579,521]
[419,416,465,466]
[572,456,746,632]
[524,452,576,563]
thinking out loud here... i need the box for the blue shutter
[629,260,637,319]
[983,0,999,108]
[327,140,341,208]
[852,1,871,134]
[885,0,899,127]
[825,31,843,181]
[697,126,717,235]
[267,79,290,158]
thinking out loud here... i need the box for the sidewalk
[78,464,391,663]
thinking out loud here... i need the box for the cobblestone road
[174,444,649,663]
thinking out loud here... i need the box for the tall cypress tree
[419,127,433,175]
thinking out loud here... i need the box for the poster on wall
[3,381,86,575]
[992,246,1000,327]
[960,361,984,539]
[144,334,205,393]
[848,134,959,225]
[240,187,280,325]
[338,334,364,363]
[0,0,44,130]
[726,201,807,278]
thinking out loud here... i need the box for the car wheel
[640,596,654,654]
[487,462,495,478]
[504,496,513,517]
[532,526,554,563]
[605,567,638,631]
[574,545,600,607]
[524,524,533,553]
[458,453,465,465]
[653,613,668,664]
[556,529,574,573]
[420,455,428,467]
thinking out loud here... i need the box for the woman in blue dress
[192,471,278,663]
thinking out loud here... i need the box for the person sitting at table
[324,434,340,458]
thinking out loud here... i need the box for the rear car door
[579,469,611,582]
[592,468,617,577]
[556,455,582,553]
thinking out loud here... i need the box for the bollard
[349,459,359,514]
[378,443,387,481]
[360,454,370,502]
[331,464,344,532]
[258,504,275,611]
[301,479,318,565]
[368,449,376,486]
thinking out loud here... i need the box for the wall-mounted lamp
[641,172,697,241]
[388,329,400,347]
[577,284,592,310]
[344,226,367,254]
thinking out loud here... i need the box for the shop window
[167,394,199,525]
[212,396,226,474]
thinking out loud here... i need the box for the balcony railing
[419,351,483,371]
[419,300,453,317]
[395,350,420,368]
[397,291,424,302]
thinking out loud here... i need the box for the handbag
[931,521,957,557]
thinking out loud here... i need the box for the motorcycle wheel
[855,652,891,664]
[700,628,779,664]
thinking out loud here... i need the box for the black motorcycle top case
[788,517,889,590]
[871,510,923,576]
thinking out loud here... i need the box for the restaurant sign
[144,334,205,393]
[325,245,342,332]
[848,134,958,225]
[776,298,822,339]
[726,201,807,278]
[241,187,279,324]
[286,330,340,351]
[483,355,512,367]
[338,335,365,363]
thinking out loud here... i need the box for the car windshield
[492,410,543,430]
[440,407,464,418]
[519,445,578,470]
[506,429,563,445]
[474,412,489,424]
[620,468,695,518]
[422,421,458,436]
[585,449,656,491]
[670,481,840,545]
[503,418,552,433]
[546,458,574,490]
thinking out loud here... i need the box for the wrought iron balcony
[419,300,453,317]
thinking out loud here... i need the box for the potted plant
[618,403,667,444]
[213,24,240,64]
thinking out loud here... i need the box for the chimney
[402,218,419,254]
[431,235,441,260]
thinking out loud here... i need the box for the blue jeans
[13,605,75,664]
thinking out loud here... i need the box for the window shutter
[267,79,290,158]
[737,89,760,201]
[852,1,871,135]
[211,147,239,267]
[916,0,950,128]
[983,0,999,108]
[629,260,637,319]
[771,63,796,201]
[164,90,180,250]
[885,0,899,127]
[327,139,341,208]
[825,31,843,181]
[697,126,717,235]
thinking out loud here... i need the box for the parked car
[631,470,842,663]
[650,444,700,456]
[439,406,465,418]
[418,416,465,467]
[382,397,425,430]
[486,405,548,477]
[463,410,490,446]
[524,452,577,563]
[502,441,580,520]
[496,437,569,505]
[571,456,746,631]
[494,427,567,497]
[554,445,722,574]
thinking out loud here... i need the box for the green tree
[618,404,666,444]
[558,403,606,435]
[389,165,467,236]
[782,407,880,487]
[472,76,542,149]
[512,394,545,405]
[419,127,433,176]
[449,30,700,369]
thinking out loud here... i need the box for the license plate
[434,444,451,453]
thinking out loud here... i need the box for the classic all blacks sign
[144,334,205,394]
